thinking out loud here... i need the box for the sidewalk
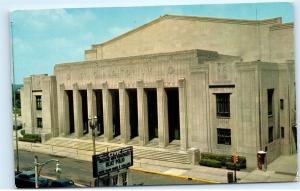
[14,140,298,184]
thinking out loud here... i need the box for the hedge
[18,133,41,143]
[20,130,25,136]
[200,152,246,169]
[225,162,241,171]
[13,125,22,131]
[199,159,222,168]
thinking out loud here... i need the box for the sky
[11,2,294,84]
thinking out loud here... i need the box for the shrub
[200,152,247,169]
[199,159,222,168]
[238,156,247,169]
[13,125,22,131]
[20,130,25,136]
[18,133,41,143]
[225,162,241,171]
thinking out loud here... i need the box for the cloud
[108,26,132,36]
[12,9,97,32]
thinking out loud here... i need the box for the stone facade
[20,15,296,167]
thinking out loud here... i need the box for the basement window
[217,128,231,145]
[37,118,43,128]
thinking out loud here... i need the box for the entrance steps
[44,136,190,164]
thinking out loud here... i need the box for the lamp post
[88,116,98,155]
[88,116,99,186]
[34,155,62,188]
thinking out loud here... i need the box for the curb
[130,167,221,184]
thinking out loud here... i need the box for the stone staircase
[44,137,190,164]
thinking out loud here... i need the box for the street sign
[92,146,133,177]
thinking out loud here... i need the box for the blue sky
[11,2,294,84]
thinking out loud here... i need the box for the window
[37,118,43,128]
[217,128,231,145]
[280,99,284,110]
[216,94,230,117]
[281,127,284,138]
[267,89,274,115]
[277,126,280,139]
[268,126,273,143]
[36,95,42,110]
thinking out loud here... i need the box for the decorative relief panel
[210,61,235,84]
[55,51,193,89]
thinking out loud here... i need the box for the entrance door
[145,89,158,140]
[166,88,180,141]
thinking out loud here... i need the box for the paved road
[15,150,202,187]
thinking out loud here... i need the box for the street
[15,150,202,187]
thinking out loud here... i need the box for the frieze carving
[217,63,228,80]
[167,66,175,75]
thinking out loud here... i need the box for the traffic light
[231,154,239,164]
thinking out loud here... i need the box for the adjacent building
[20,15,296,167]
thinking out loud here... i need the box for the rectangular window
[281,127,284,138]
[268,126,273,143]
[280,99,284,110]
[217,128,231,145]
[36,95,42,110]
[37,118,43,128]
[267,89,274,115]
[277,126,280,139]
[216,94,230,117]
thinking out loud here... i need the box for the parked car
[48,178,76,188]
[15,171,49,188]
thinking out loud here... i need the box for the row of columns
[60,78,188,150]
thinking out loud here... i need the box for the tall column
[87,83,97,135]
[119,81,130,143]
[102,82,113,141]
[73,83,83,138]
[179,78,188,150]
[137,80,148,145]
[157,79,169,147]
[59,84,70,136]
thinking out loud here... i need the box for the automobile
[48,178,77,188]
[15,171,49,188]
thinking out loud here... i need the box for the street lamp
[34,155,62,188]
[88,116,98,155]
[89,116,98,155]
[88,116,99,186]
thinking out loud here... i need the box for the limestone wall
[85,15,294,63]
[270,24,294,63]
[20,75,58,137]
[258,63,281,163]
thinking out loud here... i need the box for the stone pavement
[14,137,298,184]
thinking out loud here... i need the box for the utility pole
[11,20,20,173]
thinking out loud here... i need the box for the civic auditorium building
[20,15,296,167]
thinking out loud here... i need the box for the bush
[200,152,247,169]
[20,130,25,136]
[199,159,222,168]
[13,125,22,131]
[238,156,247,169]
[225,162,241,171]
[18,133,41,143]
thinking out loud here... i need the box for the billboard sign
[92,146,133,177]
